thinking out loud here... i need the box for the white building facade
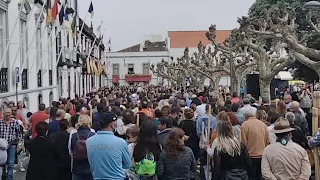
[107,35,169,86]
[0,0,58,112]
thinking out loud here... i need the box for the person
[29,103,49,138]
[130,120,161,179]
[139,98,153,118]
[0,139,8,180]
[50,119,72,180]
[196,97,209,116]
[211,121,251,180]
[116,110,135,139]
[69,115,95,180]
[26,121,60,180]
[256,109,270,126]
[179,108,200,160]
[231,103,245,125]
[230,92,240,104]
[285,112,308,149]
[290,101,309,135]
[262,117,311,179]
[86,112,131,180]
[239,98,256,115]
[157,128,196,180]
[0,108,22,180]
[240,108,269,180]
[157,116,174,147]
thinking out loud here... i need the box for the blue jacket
[196,114,216,138]
[86,131,131,180]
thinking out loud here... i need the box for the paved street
[11,156,28,180]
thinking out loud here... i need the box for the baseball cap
[99,112,117,125]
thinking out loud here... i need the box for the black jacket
[50,130,71,168]
[26,136,60,180]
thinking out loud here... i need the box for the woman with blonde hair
[211,121,251,180]
[69,114,95,180]
[256,109,270,126]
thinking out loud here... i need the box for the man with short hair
[262,118,311,179]
[231,103,245,124]
[86,112,131,180]
[285,112,308,149]
[241,108,269,180]
[290,101,308,135]
[239,98,257,115]
[29,103,49,138]
[158,116,174,147]
[0,108,22,180]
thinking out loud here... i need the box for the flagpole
[87,28,105,63]
[12,3,45,70]
[20,3,46,73]
[74,5,90,53]
[0,4,24,69]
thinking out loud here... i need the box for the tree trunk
[234,77,241,95]
[259,78,271,101]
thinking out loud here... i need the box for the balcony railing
[125,74,151,82]
[112,74,119,83]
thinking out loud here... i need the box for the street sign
[15,67,19,83]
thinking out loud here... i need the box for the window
[0,68,7,93]
[142,63,150,74]
[91,76,94,88]
[0,10,6,68]
[20,19,27,68]
[127,63,134,74]
[49,70,52,86]
[38,94,43,106]
[36,28,41,69]
[112,64,119,75]
[22,69,28,90]
[37,70,42,87]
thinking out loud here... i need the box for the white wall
[107,51,170,86]
[0,0,58,112]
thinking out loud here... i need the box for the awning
[92,61,99,75]
[275,71,293,80]
[86,59,91,74]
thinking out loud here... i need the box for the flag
[88,1,94,18]
[59,5,64,25]
[52,0,59,23]
[96,21,102,34]
[65,7,75,15]
[46,0,52,25]
[108,37,111,44]
[63,6,71,29]
[71,15,76,38]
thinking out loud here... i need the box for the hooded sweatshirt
[0,138,8,165]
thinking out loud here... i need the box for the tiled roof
[168,30,231,48]
[117,41,167,52]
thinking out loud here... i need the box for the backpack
[134,153,156,177]
[72,132,91,161]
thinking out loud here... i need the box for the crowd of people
[0,85,317,180]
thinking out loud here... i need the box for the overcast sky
[78,0,255,51]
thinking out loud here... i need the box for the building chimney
[166,37,170,50]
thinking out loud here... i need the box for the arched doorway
[38,93,43,106]
[49,91,53,107]
[23,96,29,109]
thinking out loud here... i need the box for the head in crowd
[268,113,282,124]
[202,97,208,104]
[231,103,240,113]
[216,111,230,122]
[11,106,18,116]
[59,119,69,131]
[8,101,15,108]
[215,120,241,157]
[133,120,161,162]
[232,92,238,98]
[3,108,12,120]
[49,107,58,120]
[141,98,148,109]
[271,117,295,139]
[96,103,105,113]
[158,116,173,131]
[65,102,73,113]
[154,109,162,119]
[161,105,171,117]
[226,112,239,126]
[261,97,269,105]
[285,112,296,125]
[99,112,118,131]
[111,107,121,117]
[125,126,139,143]
[277,101,287,115]
[256,109,268,122]
[190,103,197,112]
[122,110,134,125]
[17,101,26,109]
[164,128,186,159]
[184,108,194,120]
[56,108,65,119]
[76,114,92,129]
[135,112,149,127]
[284,94,292,104]
[242,98,250,105]
[27,112,33,118]
[38,103,46,112]
[75,104,82,114]
[242,107,256,120]
[170,107,182,120]
[35,121,49,136]
[290,101,300,112]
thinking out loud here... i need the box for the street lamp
[304,1,320,9]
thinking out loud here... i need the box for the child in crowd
[125,126,139,180]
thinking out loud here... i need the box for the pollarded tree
[205,25,256,93]
[245,3,320,77]
[237,16,296,100]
